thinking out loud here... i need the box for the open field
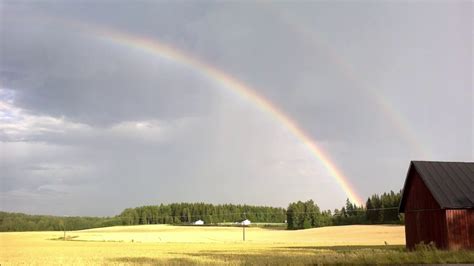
[1,224,473,265]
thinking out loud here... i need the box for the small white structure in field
[193,220,204,225]
[241,219,251,226]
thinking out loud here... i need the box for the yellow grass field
[2,224,472,265]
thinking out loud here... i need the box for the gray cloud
[0,1,472,215]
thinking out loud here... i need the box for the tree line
[0,203,286,231]
[119,203,286,225]
[286,190,403,229]
[0,212,121,232]
[0,190,403,231]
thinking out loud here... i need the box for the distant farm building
[399,161,474,250]
[193,220,204,225]
[241,219,251,226]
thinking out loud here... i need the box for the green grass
[110,245,474,265]
[109,246,474,265]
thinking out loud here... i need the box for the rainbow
[67,22,364,205]
[268,6,429,159]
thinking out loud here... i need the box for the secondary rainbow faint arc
[266,6,429,158]
[81,25,363,205]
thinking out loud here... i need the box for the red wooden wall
[404,170,448,249]
[446,209,474,250]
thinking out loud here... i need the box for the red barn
[399,161,474,250]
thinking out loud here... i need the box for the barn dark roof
[399,161,474,212]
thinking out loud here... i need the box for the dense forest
[0,190,402,231]
[119,203,286,225]
[0,203,286,231]
[286,190,403,229]
[0,212,121,232]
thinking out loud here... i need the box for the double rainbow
[66,21,364,205]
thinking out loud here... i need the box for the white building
[241,219,251,226]
[193,220,204,225]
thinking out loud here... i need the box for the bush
[414,241,437,252]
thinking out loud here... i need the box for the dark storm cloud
[1,15,218,125]
[0,1,471,215]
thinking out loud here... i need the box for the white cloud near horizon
[0,1,471,216]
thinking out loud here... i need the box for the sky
[0,1,472,216]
